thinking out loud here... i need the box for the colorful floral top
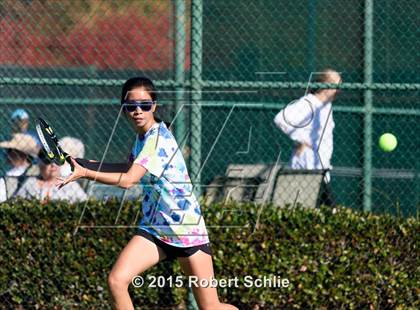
[129,122,210,247]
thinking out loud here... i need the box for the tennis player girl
[57,77,237,310]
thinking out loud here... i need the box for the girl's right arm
[57,157,146,190]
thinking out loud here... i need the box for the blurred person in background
[10,108,40,145]
[274,68,342,207]
[15,149,87,204]
[0,133,40,203]
[0,133,39,177]
[0,179,6,203]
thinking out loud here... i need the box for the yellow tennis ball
[379,133,397,152]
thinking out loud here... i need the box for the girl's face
[124,87,157,132]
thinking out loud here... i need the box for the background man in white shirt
[274,69,342,207]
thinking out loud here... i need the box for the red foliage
[0,10,190,71]
[0,17,53,66]
[62,12,174,70]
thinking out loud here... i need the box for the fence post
[190,0,203,197]
[187,1,203,309]
[363,0,374,212]
[174,0,187,148]
[307,0,317,72]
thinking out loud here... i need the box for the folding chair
[270,169,325,208]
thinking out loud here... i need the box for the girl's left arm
[57,157,146,190]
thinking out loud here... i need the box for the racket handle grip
[74,158,127,172]
[74,158,102,171]
[67,157,129,173]
[63,155,98,172]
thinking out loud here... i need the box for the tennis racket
[36,118,100,171]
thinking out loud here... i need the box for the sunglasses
[122,100,155,112]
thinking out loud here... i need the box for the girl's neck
[137,119,158,137]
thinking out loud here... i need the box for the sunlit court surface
[0,1,419,309]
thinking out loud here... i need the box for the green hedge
[0,199,418,309]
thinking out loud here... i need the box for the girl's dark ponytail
[154,117,171,129]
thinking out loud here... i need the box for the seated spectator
[15,149,87,204]
[0,131,39,203]
[0,133,39,177]
[0,178,6,203]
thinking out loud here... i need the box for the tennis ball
[379,133,397,152]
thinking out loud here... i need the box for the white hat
[0,133,39,157]
[58,136,85,158]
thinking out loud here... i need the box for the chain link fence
[197,0,419,217]
[0,0,419,307]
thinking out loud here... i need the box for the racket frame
[36,118,69,166]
